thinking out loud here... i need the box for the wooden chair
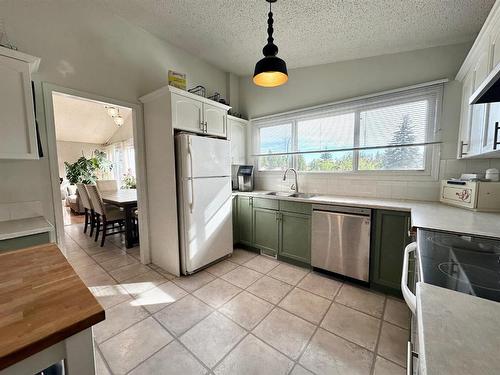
[96,180,119,192]
[76,183,93,235]
[86,184,125,247]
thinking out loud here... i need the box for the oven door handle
[401,242,417,314]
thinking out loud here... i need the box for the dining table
[100,188,139,249]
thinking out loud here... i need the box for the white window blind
[253,82,443,173]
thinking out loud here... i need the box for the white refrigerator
[175,134,233,274]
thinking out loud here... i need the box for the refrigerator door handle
[188,138,195,212]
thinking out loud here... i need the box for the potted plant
[64,150,112,184]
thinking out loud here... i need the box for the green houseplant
[64,150,112,184]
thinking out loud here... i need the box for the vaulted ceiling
[98,0,495,75]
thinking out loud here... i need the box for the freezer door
[179,176,233,273]
[176,134,231,178]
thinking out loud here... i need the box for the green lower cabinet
[253,208,279,257]
[232,196,238,245]
[279,211,311,264]
[0,232,51,252]
[237,196,254,246]
[370,209,412,295]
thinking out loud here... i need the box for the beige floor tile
[377,322,408,367]
[83,242,121,255]
[67,254,97,269]
[173,271,215,292]
[100,317,173,374]
[91,249,126,263]
[373,356,405,375]
[214,334,293,375]
[297,272,342,300]
[247,275,293,305]
[93,300,149,343]
[193,278,241,308]
[148,264,177,280]
[127,246,141,260]
[335,283,385,318]
[129,341,207,375]
[99,254,139,272]
[220,291,273,330]
[268,263,309,285]
[89,284,131,310]
[229,249,258,265]
[95,348,111,375]
[299,328,373,375]
[131,281,188,314]
[109,262,151,282]
[253,308,315,360]
[80,272,117,288]
[243,255,279,274]
[279,288,330,324]
[321,303,381,351]
[384,298,410,329]
[154,295,213,336]
[180,312,246,368]
[290,364,314,375]
[120,270,168,295]
[221,266,263,289]
[206,260,239,277]
[75,263,108,280]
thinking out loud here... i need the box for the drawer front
[0,232,51,252]
[253,197,279,210]
[279,200,312,215]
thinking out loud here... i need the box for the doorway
[43,84,150,264]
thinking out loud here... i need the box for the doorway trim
[42,83,151,264]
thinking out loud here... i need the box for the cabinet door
[0,55,38,159]
[204,103,226,137]
[469,50,489,156]
[237,196,253,246]
[483,102,500,154]
[458,70,474,158]
[228,119,246,164]
[253,208,279,257]
[279,211,311,264]
[171,93,204,133]
[370,210,411,294]
[232,196,238,245]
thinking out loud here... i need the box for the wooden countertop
[0,244,105,370]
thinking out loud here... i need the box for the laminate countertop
[0,216,53,240]
[0,244,105,370]
[233,191,500,239]
[417,282,500,375]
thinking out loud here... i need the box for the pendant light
[253,0,288,88]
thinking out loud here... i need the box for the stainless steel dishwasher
[311,204,371,282]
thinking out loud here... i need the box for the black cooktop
[417,229,500,302]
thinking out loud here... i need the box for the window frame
[252,84,442,180]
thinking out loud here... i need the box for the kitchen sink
[265,191,316,199]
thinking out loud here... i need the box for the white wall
[239,43,500,201]
[0,0,229,224]
[56,141,105,179]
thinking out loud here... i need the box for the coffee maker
[237,165,254,192]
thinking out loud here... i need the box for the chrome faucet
[283,168,299,193]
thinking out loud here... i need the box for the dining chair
[76,183,93,235]
[86,184,125,247]
[96,179,119,192]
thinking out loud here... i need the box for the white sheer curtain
[105,138,136,186]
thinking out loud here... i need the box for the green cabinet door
[253,207,279,257]
[232,196,238,245]
[237,196,254,246]
[279,211,311,264]
[370,210,411,294]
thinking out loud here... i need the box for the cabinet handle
[459,140,468,157]
[406,216,412,238]
[494,122,500,150]
[249,197,253,207]
[200,121,204,131]
[406,342,418,375]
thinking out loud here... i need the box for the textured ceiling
[97,0,495,75]
[53,92,132,144]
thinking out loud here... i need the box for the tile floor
[60,222,410,375]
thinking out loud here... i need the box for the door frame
[42,83,151,264]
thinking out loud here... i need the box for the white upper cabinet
[227,116,247,165]
[204,103,226,137]
[169,87,230,137]
[0,47,40,160]
[456,2,500,158]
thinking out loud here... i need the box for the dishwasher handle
[401,242,417,314]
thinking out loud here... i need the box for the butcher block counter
[0,244,105,374]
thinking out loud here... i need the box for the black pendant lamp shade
[253,0,288,87]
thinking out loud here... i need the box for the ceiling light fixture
[253,0,288,88]
[105,106,119,117]
[113,115,124,127]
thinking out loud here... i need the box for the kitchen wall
[56,141,105,179]
[0,0,229,223]
[239,43,500,201]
